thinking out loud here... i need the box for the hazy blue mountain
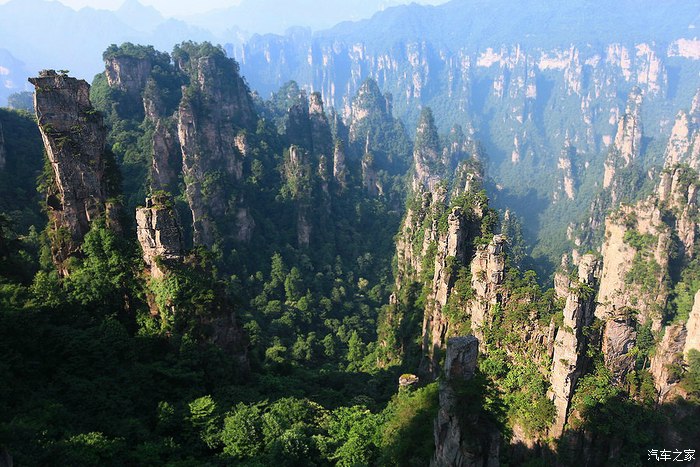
[236,0,700,110]
[114,0,165,33]
[0,49,32,105]
[0,0,217,90]
[318,0,699,49]
[0,0,449,101]
[232,0,700,265]
[184,0,433,35]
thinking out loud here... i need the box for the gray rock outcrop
[684,290,700,359]
[104,53,153,99]
[283,145,314,247]
[361,152,382,196]
[549,254,599,437]
[29,70,107,275]
[422,207,470,375]
[332,141,347,189]
[412,108,444,192]
[650,323,687,401]
[603,88,643,203]
[554,142,576,202]
[657,165,698,258]
[143,87,182,194]
[663,89,700,170]
[136,195,184,279]
[469,235,507,343]
[433,336,499,467]
[595,200,672,382]
[176,49,256,246]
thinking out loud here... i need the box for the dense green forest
[1,41,699,466]
[0,44,440,466]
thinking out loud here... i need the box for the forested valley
[0,38,699,466]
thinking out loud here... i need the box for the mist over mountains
[3,0,698,257]
[229,0,700,257]
[0,0,442,103]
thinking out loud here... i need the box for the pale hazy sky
[0,0,244,16]
[0,0,447,18]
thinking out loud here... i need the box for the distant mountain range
[234,0,700,131]
[0,0,441,104]
[316,0,699,48]
[0,0,214,83]
[225,0,700,262]
[184,0,435,35]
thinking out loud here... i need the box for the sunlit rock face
[29,70,108,275]
[136,195,184,279]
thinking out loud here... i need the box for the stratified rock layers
[136,195,184,279]
[29,70,107,274]
[549,254,599,437]
[433,336,499,467]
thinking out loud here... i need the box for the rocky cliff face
[176,48,257,246]
[136,195,184,279]
[566,93,700,402]
[280,91,336,246]
[394,191,439,286]
[136,194,248,358]
[89,46,254,357]
[453,158,484,198]
[595,200,671,381]
[143,82,182,194]
[105,54,153,102]
[29,70,107,275]
[573,87,653,256]
[237,32,696,185]
[308,92,334,160]
[554,142,576,202]
[283,145,315,247]
[149,117,181,193]
[433,335,499,467]
[549,254,599,437]
[421,206,473,375]
[345,79,410,197]
[657,165,699,258]
[603,88,643,196]
[361,152,382,196]
[384,118,485,370]
[412,108,444,192]
[101,45,261,248]
[467,235,507,344]
[685,291,700,358]
[348,79,392,145]
[664,89,700,170]
[612,88,643,164]
[649,323,687,401]
[332,141,347,190]
[236,29,700,279]
[385,107,499,376]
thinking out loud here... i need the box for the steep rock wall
[549,254,599,437]
[433,335,499,467]
[684,290,700,359]
[136,195,184,279]
[468,235,507,344]
[176,51,256,246]
[29,70,107,274]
